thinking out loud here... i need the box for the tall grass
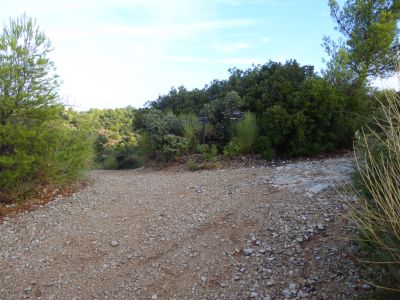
[180,114,200,152]
[352,93,400,292]
[236,112,258,154]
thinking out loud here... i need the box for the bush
[180,114,200,152]
[187,159,200,171]
[351,93,400,291]
[103,155,118,170]
[36,121,93,184]
[197,144,218,161]
[223,138,241,158]
[254,136,276,160]
[0,119,93,201]
[161,134,189,161]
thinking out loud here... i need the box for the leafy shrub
[161,134,189,161]
[254,136,276,160]
[103,154,118,170]
[223,138,241,158]
[0,119,93,201]
[36,121,93,184]
[134,109,185,161]
[351,93,400,291]
[187,159,200,171]
[197,144,218,161]
[180,114,200,152]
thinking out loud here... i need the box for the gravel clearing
[0,154,368,299]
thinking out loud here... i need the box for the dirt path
[0,155,367,299]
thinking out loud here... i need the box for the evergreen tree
[324,0,400,87]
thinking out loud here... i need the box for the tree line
[1,0,399,200]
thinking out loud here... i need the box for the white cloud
[164,55,265,65]
[260,36,271,43]
[211,42,250,53]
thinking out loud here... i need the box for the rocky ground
[0,154,372,299]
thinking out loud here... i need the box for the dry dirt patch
[0,155,367,299]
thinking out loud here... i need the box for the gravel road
[0,155,368,299]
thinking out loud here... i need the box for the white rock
[249,291,258,298]
[110,240,119,247]
[243,248,254,256]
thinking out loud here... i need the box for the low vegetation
[352,93,400,292]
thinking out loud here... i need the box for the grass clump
[351,93,400,293]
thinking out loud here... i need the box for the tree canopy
[324,0,400,87]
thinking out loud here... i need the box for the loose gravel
[0,155,368,299]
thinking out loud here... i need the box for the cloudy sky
[1,0,396,110]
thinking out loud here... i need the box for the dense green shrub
[223,138,241,158]
[197,144,218,161]
[145,60,368,159]
[0,16,93,202]
[161,134,189,160]
[134,109,186,161]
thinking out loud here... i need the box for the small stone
[201,276,207,282]
[296,237,304,243]
[243,248,254,256]
[362,283,371,290]
[266,280,275,286]
[151,295,158,300]
[249,291,258,298]
[282,288,292,298]
[317,224,325,230]
[272,233,279,238]
[220,283,227,288]
[110,241,119,247]
[264,294,272,300]
[23,285,33,293]
[258,249,266,254]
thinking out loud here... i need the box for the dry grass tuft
[351,92,400,292]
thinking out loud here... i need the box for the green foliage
[225,112,258,156]
[351,93,400,291]
[223,138,241,158]
[254,136,276,160]
[197,144,218,161]
[36,121,93,183]
[134,109,187,161]
[161,134,189,161]
[235,112,258,154]
[143,60,368,160]
[102,154,118,170]
[258,105,290,153]
[0,16,92,202]
[70,107,140,170]
[324,0,400,86]
[187,159,200,171]
[180,114,200,152]
[0,14,61,127]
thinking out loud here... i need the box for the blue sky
[0,0,395,110]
